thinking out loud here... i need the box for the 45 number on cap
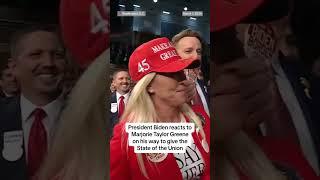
[90,0,110,34]
[138,59,150,73]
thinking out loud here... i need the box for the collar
[20,94,63,126]
[116,91,130,100]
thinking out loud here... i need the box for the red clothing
[110,107,210,180]
[238,137,319,180]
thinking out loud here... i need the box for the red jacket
[110,106,210,180]
[238,137,319,180]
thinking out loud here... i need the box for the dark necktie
[28,108,47,178]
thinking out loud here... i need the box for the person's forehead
[115,71,129,78]
[18,31,60,50]
[177,37,201,47]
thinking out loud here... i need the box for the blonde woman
[110,37,210,180]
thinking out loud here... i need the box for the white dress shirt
[270,58,320,175]
[116,92,130,112]
[20,94,64,160]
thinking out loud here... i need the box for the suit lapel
[197,79,209,105]
[110,92,119,132]
[0,96,28,179]
[279,61,320,169]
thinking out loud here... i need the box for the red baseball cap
[129,37,200,81]
[211,0,289,32]
[60,0,109,68]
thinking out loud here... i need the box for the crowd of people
[0,63,19,98]
[0,25,84,179]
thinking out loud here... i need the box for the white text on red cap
[151,42,174,53]
[151,42,179,61]
[160,50,178,61]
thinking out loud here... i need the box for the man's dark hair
[112,69,129,80]
[10,25,62,58]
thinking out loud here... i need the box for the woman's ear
[147,86,155,94]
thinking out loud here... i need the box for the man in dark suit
[110,70,131,132]
[0,63,19,99]
[172,29,210,116]
[0,26,66,179]
[269,50,320,174]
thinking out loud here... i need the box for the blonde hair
[120,72,207,178]
[38,49,109,180]
[215,131,286,180]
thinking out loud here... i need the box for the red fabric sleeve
[110,122,131,180]
[255,137,319,180]
[192,104,212,180]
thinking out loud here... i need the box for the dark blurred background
[0,0,59,69]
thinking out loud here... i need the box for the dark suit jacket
[197,79,209,108]
[0,90,17,101]
[0,90,5,98]
[279,59,320,167]
[0,90,11,100]
[0,95,64,180]
[110,92,119,133]
[0,96,28,180]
